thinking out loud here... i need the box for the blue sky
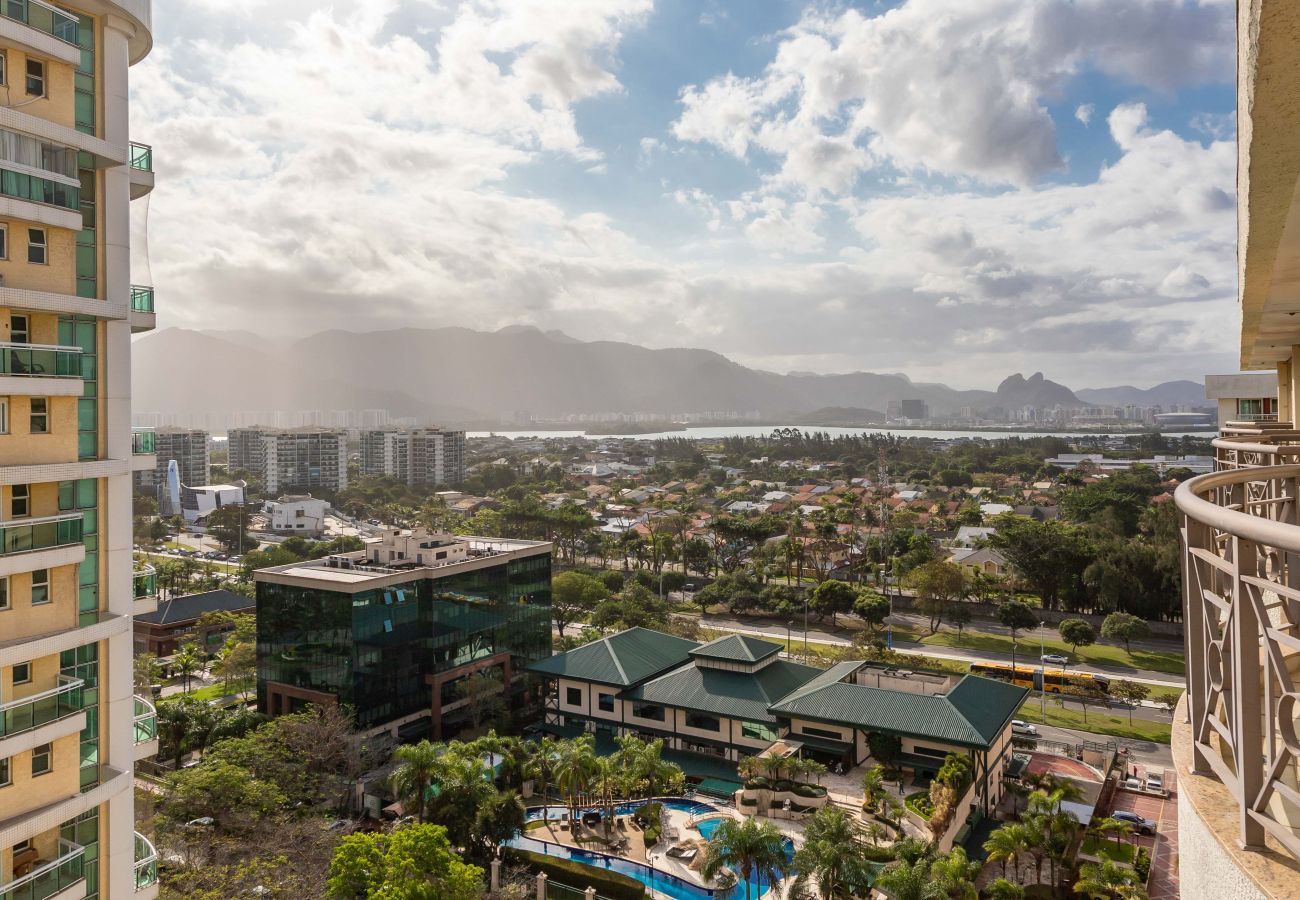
[133,0,1237,390]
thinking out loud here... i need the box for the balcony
[0,675,83,741]
[133,694,157,746]
[0,513,82,557]
[0,839,85,900]
[0,0,77,46]
[134,564,157,608]
[134,832,158,894]
[130,285,154,313]
[132,429,155,454]
[0,343,81,379]
[1176,463,1300,861]
[129,142,153,172]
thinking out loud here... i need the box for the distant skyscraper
[360,428,465,486]
[228,427,347,494]
[133,427,209,492]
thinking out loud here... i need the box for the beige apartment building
[1174,2,1300,897]
[0,3,159,900]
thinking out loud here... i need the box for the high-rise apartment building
[226,427,347,494]
[131,427,208,491]
[359,428,465,486]
[0,4,160,899]
[1174,3,1300,896]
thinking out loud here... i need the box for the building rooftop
[688,633,782,664]
[528,626,699,687]
[626,657,821,724]
[135,589,253,627]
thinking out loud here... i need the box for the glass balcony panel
[0,343,82,378]
[0,675,83,739]
[132,695,157,744]
[130,285,154,313]
[0,840,85,900]
[129,142,152,172]
[0,0,78,45]
[134,832,159,890]
[134,565,157,600]
[131,430,155,454]
[0,513,83,556]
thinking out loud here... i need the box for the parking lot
[1108,768,1179,900]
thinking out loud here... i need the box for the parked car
[1011,719,1038,736]
[1123,775,1142,790]
[1112,810,1156,835]
[1041,653,1070,665]
[1146,772,1164,793]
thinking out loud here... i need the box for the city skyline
[133,0,1236,387]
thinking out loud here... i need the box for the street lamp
[1039,622,1047,716]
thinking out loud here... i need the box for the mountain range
[131,326,1209,426]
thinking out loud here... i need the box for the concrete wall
[1178,787,1270,900]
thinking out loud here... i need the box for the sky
[131,0,1237,390]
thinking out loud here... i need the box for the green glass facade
[256,553,552,733]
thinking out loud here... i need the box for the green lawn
[1016,697,1171,744]
[1081,836,1137,864]
[906,628,1185,676]
[161,682,250,705]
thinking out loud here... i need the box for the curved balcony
[0,0,78,46]
[130,285,154,313]
[132,429,155,454]
[133,694,157,744]
[1176,464,1300,862]
[134,564,157,607]
[0,674,82,740]
[134,832,158,893]
[0,512,82,557]
[0,839,85,900]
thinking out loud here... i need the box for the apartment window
[10,483,28,518]
[12,840,29,853]
[799,725,844,741]
[565,687,582,707]
[598,693,615,713]
[741,720,778,742]
[0,224,7,260]
[26,229,45,265]
[12,662,30,684]
[29,398,47,434]
[0,398,8,435]
[9,315,27,344]
[685,712,721,732]
[0,576,8,610]
[0,52,7,87]
[632,702,664,722]
[0,758,9,787]
[31,743,50,776]
[30,569,48,605]
[25,60,44,98]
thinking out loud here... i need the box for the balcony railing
[1176,464,1300,860]
[0,0,78,46]
[130,285,155,313]
[133,694,157,745]
[132,429,156,454]
[134,832,158,891]
[0,674,83,739]
[0,840,85,900]
[134,565,157,602]
[0,512,83,556]
[129,142,153,173]
[0,342,81,378]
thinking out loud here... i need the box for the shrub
[743,776,771,790]
[790,783,827,798]
[1134,847,1151,883]
[773,779,793,793]
[598,571,626,592]
[504,848,646,900]
[904,791,934,819]
[634,801,664,847]
[739,796,757,807]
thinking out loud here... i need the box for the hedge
[635,801,663,848]
[790,783,827,798]
[504,848,646,900]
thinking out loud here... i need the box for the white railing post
[537,872,547,900]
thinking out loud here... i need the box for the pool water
[513,798,794,900]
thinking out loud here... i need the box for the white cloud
[1075,103,1095,126]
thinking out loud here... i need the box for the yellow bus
[968,662,1110,695]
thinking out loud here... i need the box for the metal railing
[129,142,153,172]
[1176,464,1300,861]
[0,512,83,556]
[132,429,156,454]
[134,832,158,891]
[133,695,157,745]
[0,674,83,739]
[0,0,77,46]
[0,840,85,900]
[134,565,157,602]
[0,342,81,378]
[130,285,154,313]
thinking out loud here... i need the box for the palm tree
[985,879,1026,900]
[929,847,980,899]
[523,736,558,801]
[389,740,444,824]
[983,823,1027,880]
[787,807,874,900]
[1074,852,1148,899]
[554,735,598,829]
[862,764,886,813]
[172,643,203,693]
[700,817,791,900]
[875,857,937,900]
[1089,817,1132,855]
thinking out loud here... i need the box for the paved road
[1028,722,1173,772]
[695,613,1185,688]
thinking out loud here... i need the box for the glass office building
[255,537,551,738]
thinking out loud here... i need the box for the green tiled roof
[769,673,1027,749]
[626,658,823,724]
[527,626,699,687]
[689,633,782,663]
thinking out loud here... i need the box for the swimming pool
[512,798,794,900]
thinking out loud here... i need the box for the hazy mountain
[1075,380,1206,407]
[131,326,1180,425]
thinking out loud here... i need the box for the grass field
[1016,697,1172,744]
[1081,836,1138,864]
[160,681,250,706]
[898,627,1186,676]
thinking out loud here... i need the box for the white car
[1041,653,1070,666]
[1011,719,1038,736]
[1146,772,1164,793]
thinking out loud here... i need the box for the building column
[1278,358,1292,423]
[1289,349,1300,425]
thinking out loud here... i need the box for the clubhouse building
[530,628,1028,814]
